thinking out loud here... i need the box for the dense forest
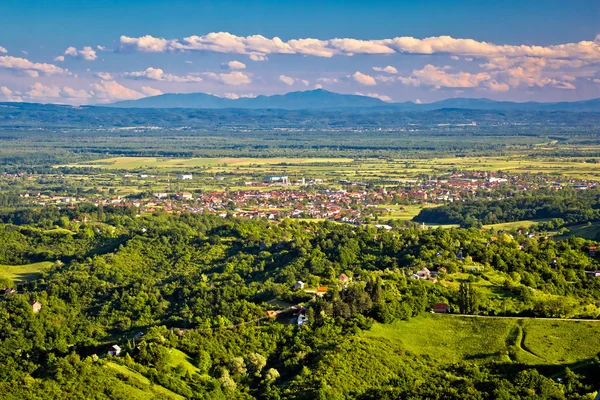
[1,206,599,398]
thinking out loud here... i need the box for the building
[108,345,122,357]
[294,281,305,290]
[29,300,42,313]
[433,303,450,313]
[316,286,328,297]
[178,174,193,180]
[176,192,193,200]
[297,307,308,326]
[154,192,168,199]
[339,273,350,284]
[264,175,289,184]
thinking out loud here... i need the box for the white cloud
[249,54,267,61]
[314,84,323,89]
[415,99,422,104]
[279,75,295,85]
[124,67,203,82]
[0,55,66,76]
[95,72,113,80]
[593,78,600,84]
[204,71,251,85]
[352,71,377,86]
[222,92,256,99]
[0,46,6,54]
[355,92,392,102]
[120,35,175,52]
[317,77,338,84]
[301,79,309,86]
[222,60,246,70]
[54,55,65,62]
[398,64,492,89]
[62,46,97,61]
[141,86,162,96]
[91,80,146,102]
[465,57,474,62]
[0,86,22,102]
[25,82,92,103]
[373,66,398,74]
[118,32,600,63]
[450,55,460,60]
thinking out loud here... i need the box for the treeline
[414,188,600,227]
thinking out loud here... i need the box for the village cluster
[8,170,597,224]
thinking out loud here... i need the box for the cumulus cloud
[355,92,392,102]
[373,66,398,74]
[61,46,97,61]
[594,78,600,84]
[140,86,162,96]
[25,82,92,103]
[118,32,600,63]
[91,80,146,102]
[0,86,22,102]
[352,71,377,86]
[0,55,66,76]
[0,46,7,54]
[398,64,494,89]
[120,35,175,52]
[314,84,323,89]
[221,60,246,70]
[123,67,203,82]
[95,72,113,80]
[450,55,460,60]
[279,75,295,85]
[204,71,251,85]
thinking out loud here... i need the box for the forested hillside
[1,206,599,398]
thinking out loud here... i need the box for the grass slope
[105,362,185,400]
[0,262,53,283]
[363,315,600,366]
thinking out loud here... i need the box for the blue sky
[0,0,599,104]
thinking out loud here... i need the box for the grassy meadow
[0,261,53,283]
[363,315,600,366]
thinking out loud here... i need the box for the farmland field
[64,155,600,180]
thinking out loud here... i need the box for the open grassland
[0,261,53,283]
[483,219,546,231]
[363,315,600,366]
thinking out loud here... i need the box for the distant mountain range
[107,89,600,112]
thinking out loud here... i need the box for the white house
[178,174,193,180]
[294,281,305,290]
[108,345,121,357]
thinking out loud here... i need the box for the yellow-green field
[0,262,53,283]
[63,155,600,181]
[64,156,355,169]
[363,315,600,366]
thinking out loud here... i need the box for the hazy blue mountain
[107,89,600,111]
[109,89,389,109]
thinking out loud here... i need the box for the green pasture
[0,261,53,283]
[363,314,600,366]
